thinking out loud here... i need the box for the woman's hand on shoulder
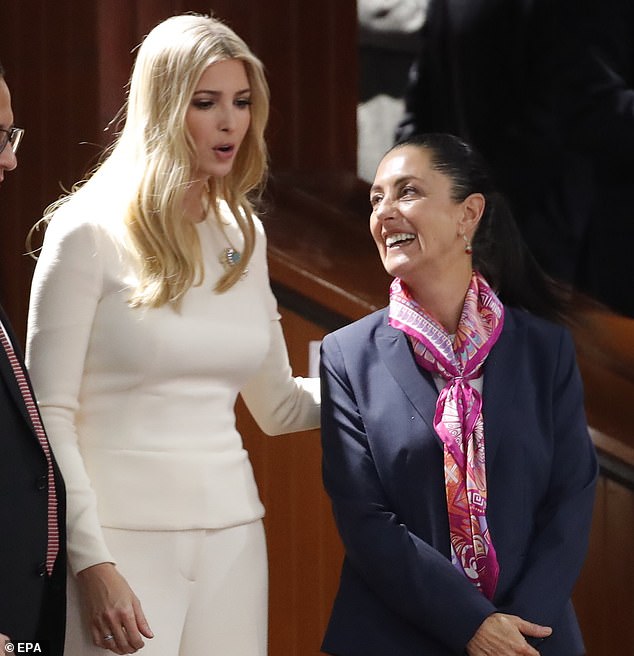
[466,612,552,656]
[76,562,154,654]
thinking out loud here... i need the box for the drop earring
[463,233,473,255]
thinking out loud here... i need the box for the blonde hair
[42,13,270,306]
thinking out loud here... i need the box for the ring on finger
[103,634,115,641]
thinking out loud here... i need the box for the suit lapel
[482,309,521,469]
[0,305,37,432]
[375,312,440,442]
[374,306,522,466]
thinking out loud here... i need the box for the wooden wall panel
[603,479,634,654]
[574,476,634,655]
[0,0,99,342]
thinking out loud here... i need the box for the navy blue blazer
[0,305,66,653]
[320,306,597,656]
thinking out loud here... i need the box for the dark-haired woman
[320,133,597,655]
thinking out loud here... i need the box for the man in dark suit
[397,0,634,317]
[0,60,66,655]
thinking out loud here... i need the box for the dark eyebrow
[393,176,419,187]
[370,176,420,194]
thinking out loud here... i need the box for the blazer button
[36,561,47,577]
[36,475,47,490]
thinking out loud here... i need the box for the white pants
[64,521,268,656]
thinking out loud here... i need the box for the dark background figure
[552,0,634,318]
[397,0,634,318]
[357,0,428,182]
[0,61,66,656]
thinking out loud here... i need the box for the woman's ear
[460,192,485,233]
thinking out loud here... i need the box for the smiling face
[185,59,252,181]
[370,145,482,293]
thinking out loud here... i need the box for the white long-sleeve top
[26,204,320,575]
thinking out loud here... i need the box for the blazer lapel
[375,313,440,442]
[374,306,522,466]
[372,306,523,466]
[482,309,521,469]
[0,306,37,432]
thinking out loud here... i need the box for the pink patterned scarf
[388,271,504,599]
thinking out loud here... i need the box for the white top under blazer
[26,202,320,574]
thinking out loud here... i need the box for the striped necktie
[0,325,59,575]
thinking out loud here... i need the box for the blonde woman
[26,14,319,656]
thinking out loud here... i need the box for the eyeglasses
[0,126,25,155]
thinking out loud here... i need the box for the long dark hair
[391,132,577,326]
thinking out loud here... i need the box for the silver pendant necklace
[219,246,242,269]
[200,194,247,277]
[211,208,247,277]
